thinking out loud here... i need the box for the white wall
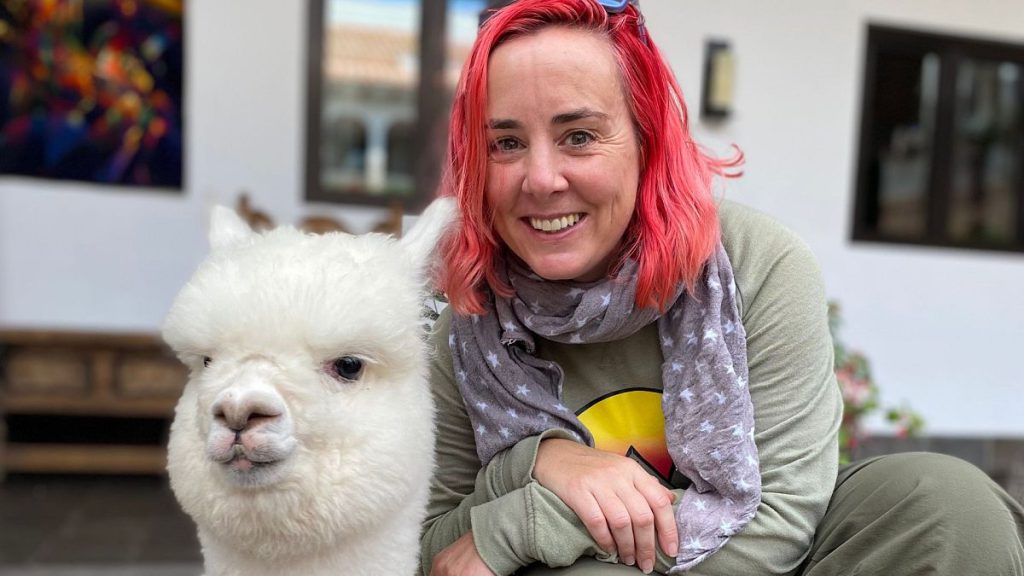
[643,0,1024,437]
[1,0,1021,436]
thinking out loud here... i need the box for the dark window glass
[322,117,367,191]
[872,50,940,238]
[854,25,1024,253]
[947,59,1022,245]
[387,120,416,179]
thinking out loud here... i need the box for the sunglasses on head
[597,0,648,45]
[595,0,639,14]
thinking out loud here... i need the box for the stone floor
[0,474,201,575]
[0,437,1021,575]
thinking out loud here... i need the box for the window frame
[304,0,450,209]
[852,24,1024,253]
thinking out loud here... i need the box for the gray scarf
[449,243,761,571]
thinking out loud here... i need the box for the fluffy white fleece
[163,198,455,576]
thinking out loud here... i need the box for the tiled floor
[0,474,201,575]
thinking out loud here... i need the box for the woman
[420,1,1024,575]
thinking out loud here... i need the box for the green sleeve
[419,309,581,575]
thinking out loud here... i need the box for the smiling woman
[420,1,1024,576]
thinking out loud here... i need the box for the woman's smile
[526,213,584,234]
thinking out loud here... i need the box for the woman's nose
[522,146,569,196]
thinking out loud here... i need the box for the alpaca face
[162,200,452,557]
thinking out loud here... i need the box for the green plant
[828,302,924,464]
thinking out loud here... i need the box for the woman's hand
[534,438,679,574]
[430,531,496,576]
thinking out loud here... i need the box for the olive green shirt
[420,201,842,575]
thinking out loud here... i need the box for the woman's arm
[422,310,585,575]
[422,308,630,575]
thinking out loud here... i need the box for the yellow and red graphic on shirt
[577,388,674,483]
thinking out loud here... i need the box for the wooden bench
[0,330,186,478]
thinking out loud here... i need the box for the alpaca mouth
[217,444,290,486]
[227,454,278,472]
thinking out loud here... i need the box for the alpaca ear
[209,206,254,251]
[400,197,457,274]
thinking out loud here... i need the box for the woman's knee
[855,452,1022,563]
[808,452,1024,575]
[858,452,1011,519]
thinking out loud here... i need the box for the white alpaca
[163,198,455,576]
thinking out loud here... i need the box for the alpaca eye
[332,356,364,381]
[203,356,212,367]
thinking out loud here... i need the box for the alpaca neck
[199,503,422,576]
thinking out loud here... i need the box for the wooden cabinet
[0,330,187,478]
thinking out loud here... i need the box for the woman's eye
[565,131,594,148]
[491,137,521,154]
[332,356,364,382]
[203,356,212,367]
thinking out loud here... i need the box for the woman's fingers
[573,490,617,555]
[430,531,496,575]
[597,488,639,566]
[611,485,654,569]
[636,480,680,558]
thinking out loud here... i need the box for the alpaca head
[163,198,454,558]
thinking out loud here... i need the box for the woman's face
[485,26,640,283]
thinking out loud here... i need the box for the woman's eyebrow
[487,109,609,130]
[552,108,609,125]
[488,119,521,130]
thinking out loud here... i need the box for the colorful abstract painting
[0,0,183,189]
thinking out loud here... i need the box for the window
[305,0,484,208]
[853,25,1024,252]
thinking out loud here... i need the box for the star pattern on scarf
[451,246,760,573]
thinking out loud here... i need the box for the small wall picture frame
[701,39,735,121]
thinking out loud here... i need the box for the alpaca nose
[211,389,285,432]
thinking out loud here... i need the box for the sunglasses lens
[597,0,629,13]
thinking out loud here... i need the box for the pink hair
[439,0,742,315]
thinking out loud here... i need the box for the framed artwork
[0,0,184,190]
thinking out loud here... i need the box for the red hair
[439,0,741,315]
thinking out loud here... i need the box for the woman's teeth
[530,214,581,233]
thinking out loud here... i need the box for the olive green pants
[521,452,1024,575]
